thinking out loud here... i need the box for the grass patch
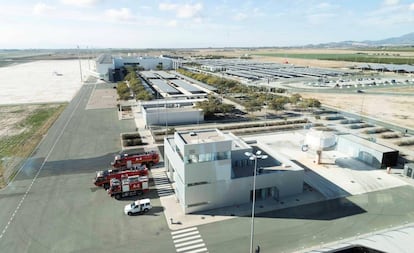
[0,103,66,187]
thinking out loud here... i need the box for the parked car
[124,198,152,215]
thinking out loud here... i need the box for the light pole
[245,150,268,253]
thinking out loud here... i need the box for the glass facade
[184,151,230,164]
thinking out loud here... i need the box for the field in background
[0,103,67,188]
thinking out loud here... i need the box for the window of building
[184,151,230,164]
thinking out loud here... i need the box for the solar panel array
[170,79,205,94]
[197,59,349,81]
[150,79,181,94]
[357,63,414,73]
[140,71,158,79]
[154,71,176,79]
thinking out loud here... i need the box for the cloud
[410,3,414,10]
[33,3,56,15]
[105,8,135,22]
[61,0,101,7]
[233,12,248,21]
[383,0,399,6]
[159,3,177,11]
[159,2,203,19]
[166,19,177,27]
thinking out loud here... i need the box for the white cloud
[383,0,399,5]
[233,12,248,21]
[409,3,414,10]
[105,8,135,22]
[177,3,203,18]
[159,3,177,11]
[33,2,56,15]
[166,19,177,27]
[61,0,101,7]
[306,13,336,25]
[159,2,203,19]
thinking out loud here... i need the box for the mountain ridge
[308,32,414,48]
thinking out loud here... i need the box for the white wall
[185,169,304,213]
[143,108,203,126]
[337,136,383,168]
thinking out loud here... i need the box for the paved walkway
[150,163,325,230]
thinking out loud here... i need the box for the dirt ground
[0,104,49,138]
[301,93,414,129]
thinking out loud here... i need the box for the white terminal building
[164,129,304,213]
[94,54,181,81]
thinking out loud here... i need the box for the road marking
[0,85,87,241]
[173,235,201,244]
[171,227,197,235]
[176,243,206,252]
[171,227,208,253]
[175,239,203,248]
[172,231,199,239]
[184,248,208,253]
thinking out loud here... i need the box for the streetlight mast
[245,150,268,253]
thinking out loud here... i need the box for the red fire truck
[93,166,148,190]
[111,151,160,169]
[107,175,149,200]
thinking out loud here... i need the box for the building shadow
[255,197,366,220]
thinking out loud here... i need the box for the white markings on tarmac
[0,85,89,241]
[171,227,208,253]
[152,170,175,197]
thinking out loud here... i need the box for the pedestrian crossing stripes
[152,170,175,197]
[171,227,208,253]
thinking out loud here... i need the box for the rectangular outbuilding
[336,134,399,169]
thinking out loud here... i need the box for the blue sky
[1,0,414,49]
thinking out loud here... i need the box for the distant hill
[307,32,414,48]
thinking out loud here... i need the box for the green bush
[363,128,390,134]
[380,133,401,139]
[395,139,414,146]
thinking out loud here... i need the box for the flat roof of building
[140,71,158,79]
[339,134,397,153]
[96,54,113,64]
[170,79,205,94]
[179,129,226,144]
[154,71,176,79]
[145,106,200,113]
[151,79,181,94]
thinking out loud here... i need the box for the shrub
[324,115,345,120]
[380,133,401,139]
[363,128,390,134]
[395,139,414,146]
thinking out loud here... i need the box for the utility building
[164,129,304,213]
[336,134,399,169]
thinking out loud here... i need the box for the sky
[1,0,414,49]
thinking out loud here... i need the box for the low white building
[138,98,205,126]
[95,54,174,81]
[164,129,304,213]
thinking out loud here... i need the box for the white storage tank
[304,129,336,150]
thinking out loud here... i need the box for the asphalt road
[2,81,414,253]
[0,82,173,253]
[199,185,414,252]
